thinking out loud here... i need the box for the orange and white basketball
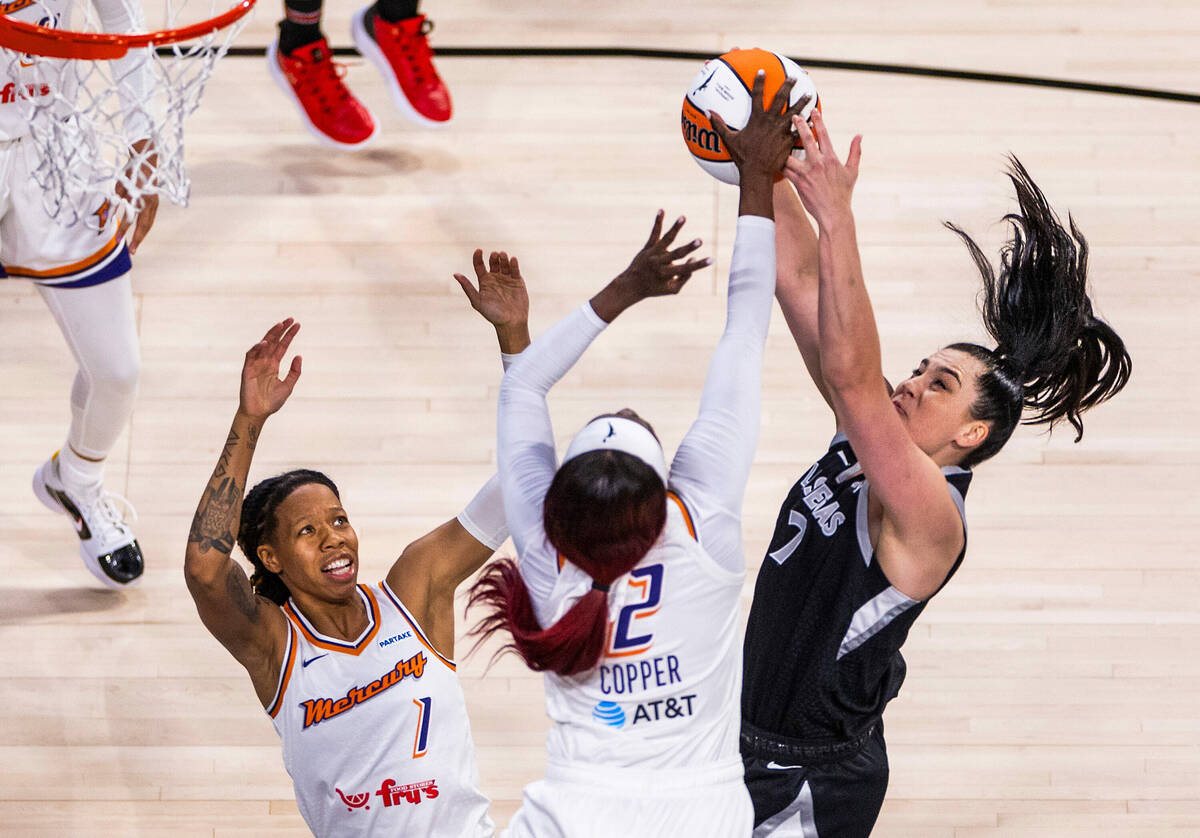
[681,48,820,185]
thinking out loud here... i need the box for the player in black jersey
[738,109,1132,836]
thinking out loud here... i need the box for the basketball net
[0,0,254,229]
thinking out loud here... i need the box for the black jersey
[741,432,971,743]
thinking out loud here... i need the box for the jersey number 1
[412,697,432,758]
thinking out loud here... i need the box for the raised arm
[669,71,810,570]
[184,320,301,701]
[382,251,533,658]
[773,178,837,412]
[498,215,710,620]
[784,112,962,600]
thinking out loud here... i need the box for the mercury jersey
[1,0,74,142]
[741,433,971,743]
[540,493,746,772]
[268,582,493,838]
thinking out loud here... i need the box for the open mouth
[321,556,355,581]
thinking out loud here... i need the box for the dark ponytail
[468,450,667,676]
[944,156,1131,468]
[238,469,340,605]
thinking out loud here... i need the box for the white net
[1,0,252,228]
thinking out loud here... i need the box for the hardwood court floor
[1,1,1198,835]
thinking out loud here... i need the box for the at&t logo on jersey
[300,651,426,729]
[591,694,697,729]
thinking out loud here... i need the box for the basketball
[681,48,820,185]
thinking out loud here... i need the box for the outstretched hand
[783,109,862,226]
[590,211,711,322]
[454,249,530,331]
[710,71,812,182]
[239,319,302,421]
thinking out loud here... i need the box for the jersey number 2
[608,564,664,657]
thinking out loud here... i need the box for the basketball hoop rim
[0,0,255,60]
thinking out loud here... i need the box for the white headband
[562,416,668,485]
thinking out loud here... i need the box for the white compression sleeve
[668,215,776,572]
[454,349,526,551]
[456,472,508,552]
[497,303,608,624]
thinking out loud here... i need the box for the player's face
[266,483,360,600]
[891,349,990,465]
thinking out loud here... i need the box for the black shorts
[741,723,889,837]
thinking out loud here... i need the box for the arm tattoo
[225,562,259,619]
[213,429,239,478]
[188,476,241,554]
[247,423,259,451]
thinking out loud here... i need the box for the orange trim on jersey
[557,553,566,572]
[267,622,297,718]
[2,234,118,279]
[379,581,456,671]
[667,491,698,540]
[412,698,429,758]
[283,585,381,655]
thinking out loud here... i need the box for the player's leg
[352,0,453,125]
[269,0,376,147]
[744,728,889,837]
[33,270,144,587]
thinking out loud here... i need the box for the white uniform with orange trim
[497,216,777,837]
[268,582,494,838]
[1,0,147,284]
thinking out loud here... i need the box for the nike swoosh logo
[50,487,92,541]
[302,654,328,668]
[766,761,802,770]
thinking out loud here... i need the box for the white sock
[57,446,104,490]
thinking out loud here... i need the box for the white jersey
[268,582,493,838]
[542,493,744,771]
[1,0,151,142]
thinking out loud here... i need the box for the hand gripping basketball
[783,109,863,226]
[709,71,812,182]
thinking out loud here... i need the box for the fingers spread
[751,69,766,109]
[660,215,686,248]
[488,251,501,274]
[811,108,834,155]
[509,255,522,278]
[666,238,703,262]
[786,93,813,119]
[709,110,734,146]
[646,209,665,247]
[769,76,797,115]
[498,251,510,275]
[472,248,487,279]
[846,134,864,177]
[453,273,479,305]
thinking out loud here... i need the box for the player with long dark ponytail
[465,72,809,838]
[739,112,1131,838]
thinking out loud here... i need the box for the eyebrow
[932,363,962,384]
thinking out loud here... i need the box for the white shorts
[501,759,754,838]
[0,135,128,287]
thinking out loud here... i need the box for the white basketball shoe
[33,452,144,587]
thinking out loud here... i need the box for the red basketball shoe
[351,8,453,126]
[268,37,377,147]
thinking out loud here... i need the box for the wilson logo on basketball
[300,651,427,729]
[681,107,722,156]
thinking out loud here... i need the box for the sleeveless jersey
[1,0,72,142]
[540,493,746,772]
[268,582,493,838]
[741,433,971,743]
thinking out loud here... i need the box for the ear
[258,544,283,575]
[954,420,990,452]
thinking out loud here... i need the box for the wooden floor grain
[1,1,1198,834]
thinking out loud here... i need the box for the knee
[89,350,141,399]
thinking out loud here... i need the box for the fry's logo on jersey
[1,82,51,104]
[334,779,439,812]
[299,651,426,729]
[376,778,438,806]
